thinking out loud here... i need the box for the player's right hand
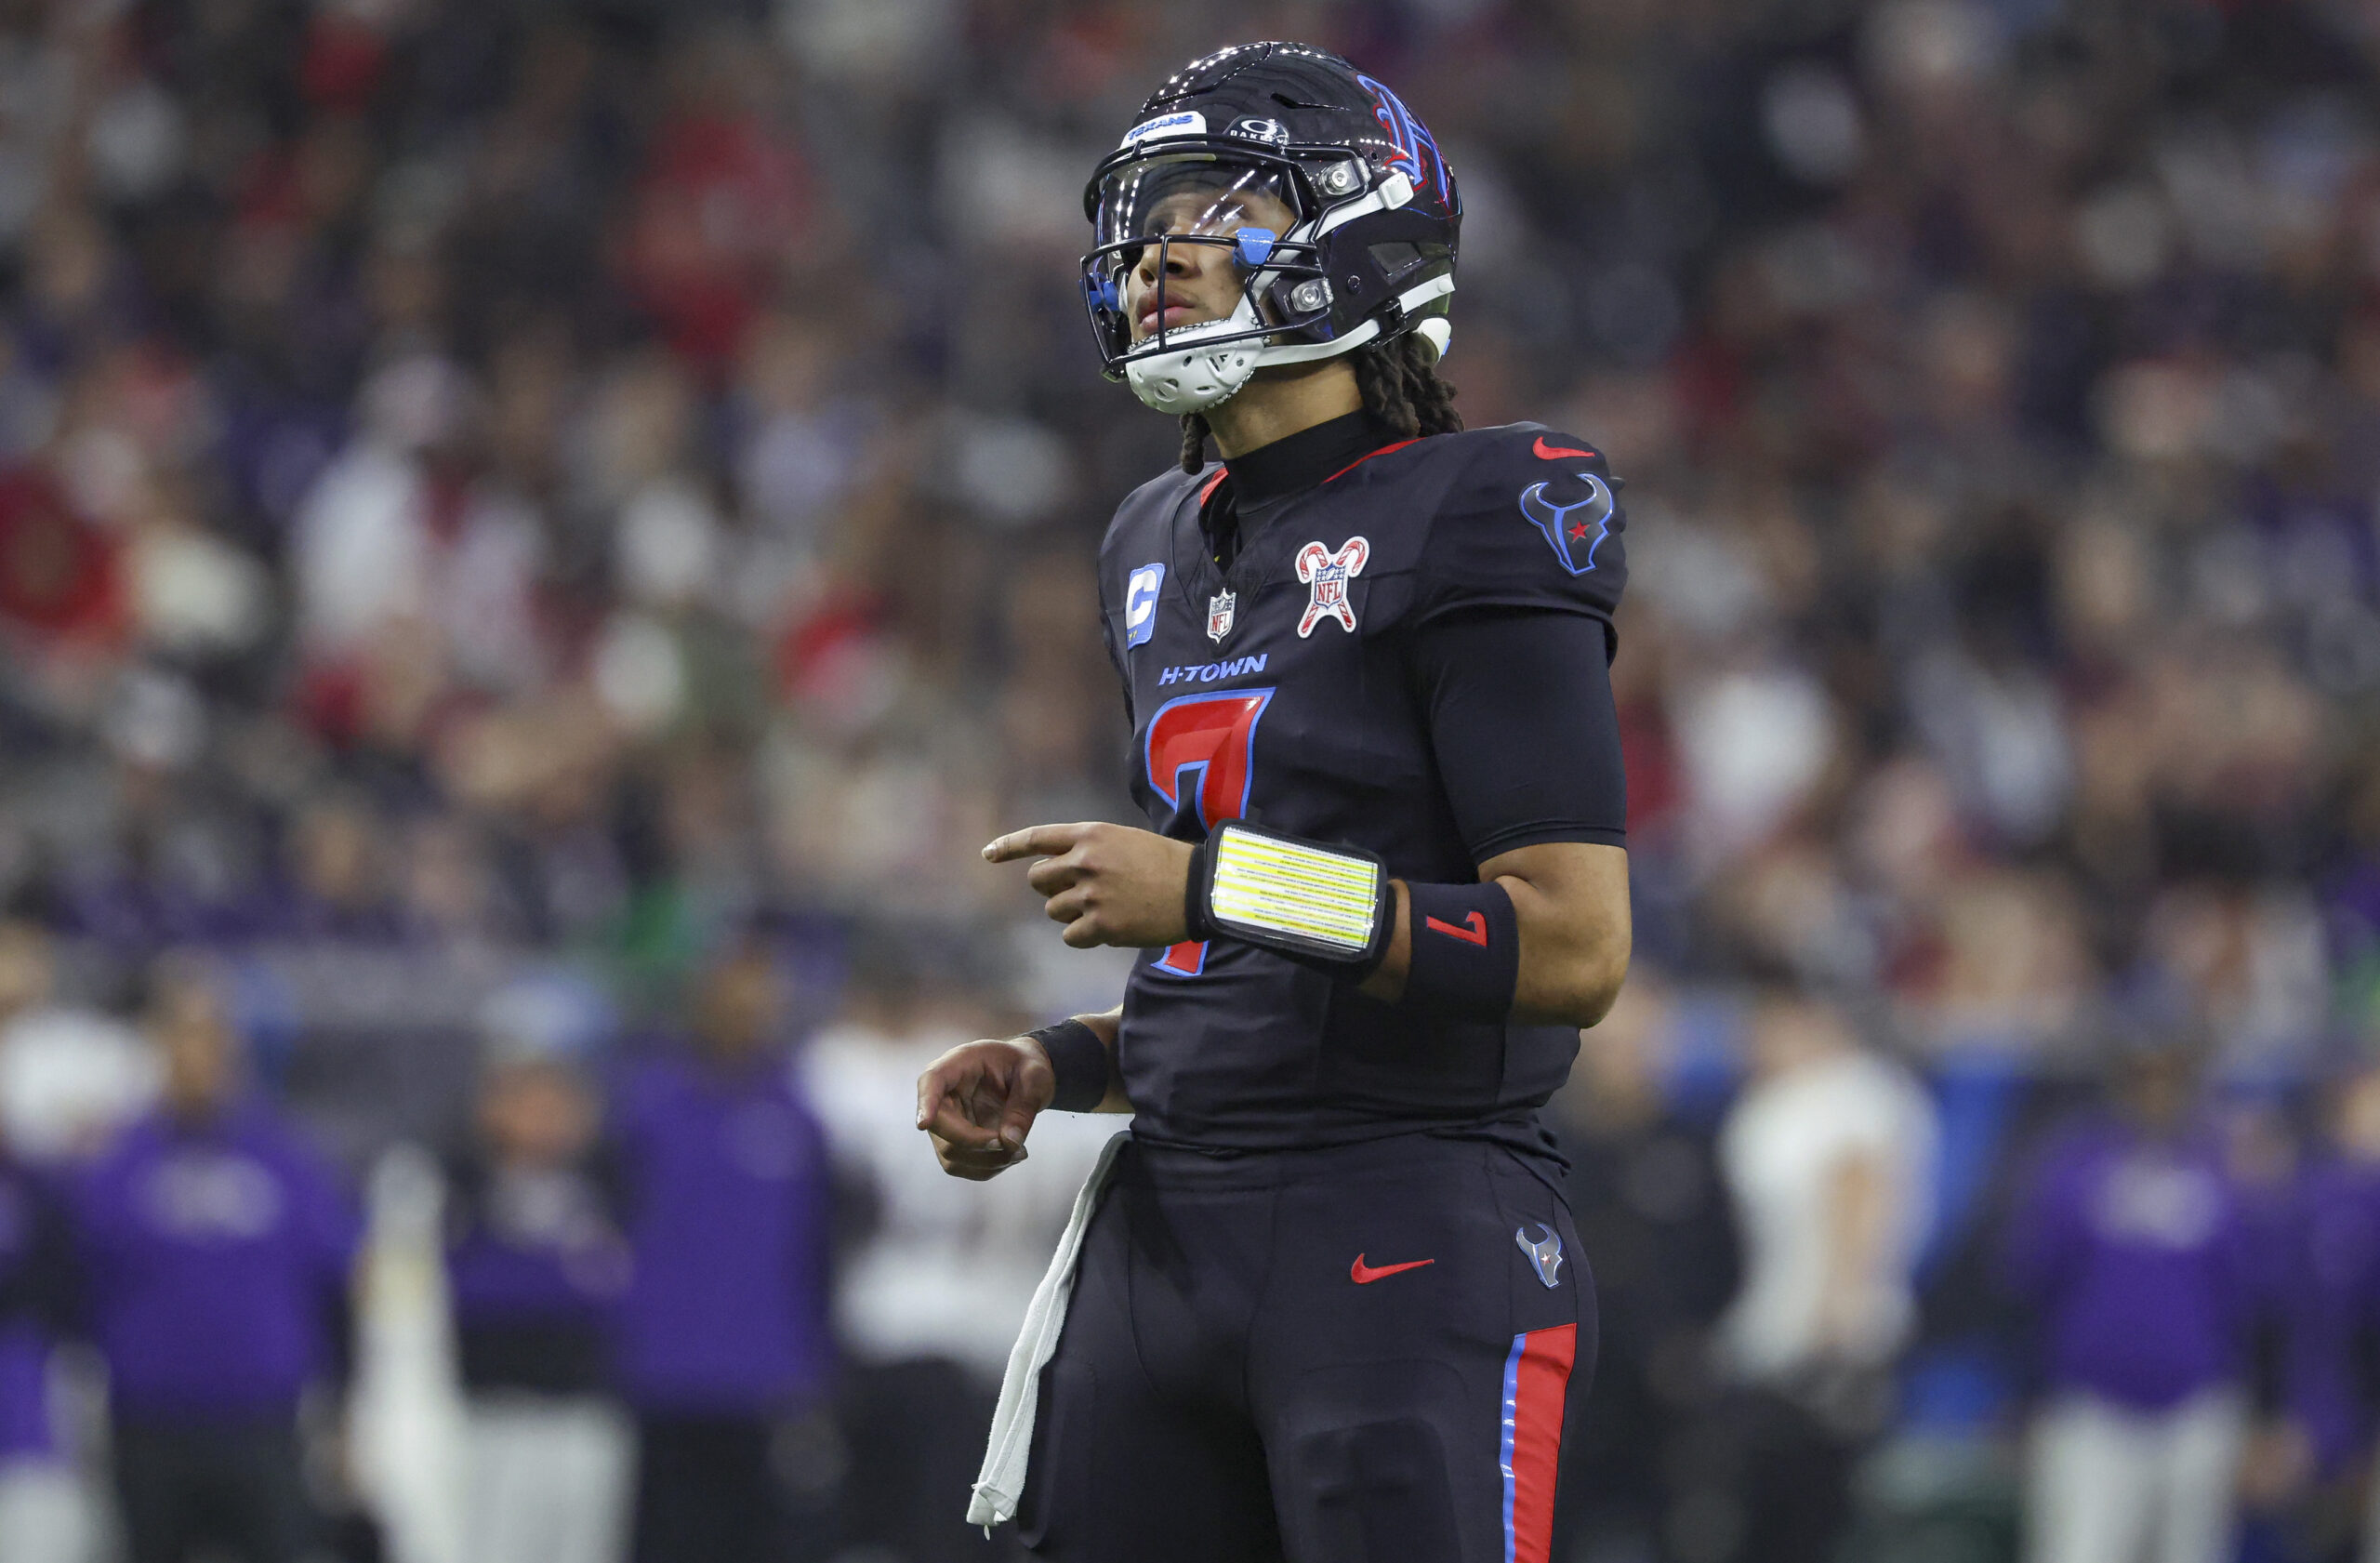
[916,1036,1056,1181]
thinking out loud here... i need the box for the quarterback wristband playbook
[1184,821,1395,973]
[1026,1019,1111,1112]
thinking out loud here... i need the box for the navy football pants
[1015,1133,1594,1563]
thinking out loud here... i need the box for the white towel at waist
[968,1129,1130,1529]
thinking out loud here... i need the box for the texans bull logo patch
[1514,1223,1565,1289]
[1294,536,1368,636]
[1520,472,1616,576]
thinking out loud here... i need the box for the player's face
[479,1060,598,1165]
[1116,169,1298,344]
[154,979,242,1114]
[694,947,783,1060]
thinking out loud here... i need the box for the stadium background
[0,0,2373,1558]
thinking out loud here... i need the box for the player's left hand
[917,1036,1053,1180]
[985,822,1194,948]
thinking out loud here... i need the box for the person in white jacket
[1712,983,1938,1563]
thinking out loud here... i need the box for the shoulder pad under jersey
[1099,463,1212,570]
[1096,463,1213,685]
[1406,422,1628,631]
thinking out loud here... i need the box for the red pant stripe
[1499,1322,1576,1563]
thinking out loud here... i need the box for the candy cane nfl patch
[1294,537,1368,637]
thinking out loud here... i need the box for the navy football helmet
[1081,43,1461,415]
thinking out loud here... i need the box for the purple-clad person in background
[2288,1055,2380,1562]
[73,960,359,1563]
[612,938,832,1563]
[2003,1033,2254,1563]
[0,1138,82,1563]
[447,1029,633,1563]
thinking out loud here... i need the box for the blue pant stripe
[1498,1331,1526,1563]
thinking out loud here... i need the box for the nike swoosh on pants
[1350,1254,1436,1284]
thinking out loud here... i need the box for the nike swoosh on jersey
[1350,1254,1437,1284]
[1532,436,1597,461]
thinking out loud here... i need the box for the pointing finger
[984,823,1090,864]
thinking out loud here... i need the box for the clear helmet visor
[1091,152,1306,275]
[1078,147,1338,400]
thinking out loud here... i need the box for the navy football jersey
[1094,421,1629,1150]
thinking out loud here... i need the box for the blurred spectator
[270,792,404,943]
[445,1034,631,1563]
[0,465,126,661]
[610,940,830,1563]
[1549,978,1739,1563]
[0,1127,82,1563]
[1709,986,1937,1563]
[0,919,155,1164]
[802,934,1105,1562]
[2004,1033,2254,1563]
[2216,1087,2309,1550]
[73,959,358,1563]
[2291,1056,2380,1561]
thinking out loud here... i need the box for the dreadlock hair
[1179,409,1211,475]
[1176,330,1463,474]
[1352,330,1464,444]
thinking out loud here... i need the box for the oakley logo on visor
[1120,111,1207,147]
[1125,563,1165,648]
[1228,116,1291,146]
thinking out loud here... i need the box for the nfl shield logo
[1294,536,1370,637]
[1206,589,1236,642]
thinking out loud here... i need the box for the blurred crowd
[0,0,2373,1556]
[13,940,2380,1563]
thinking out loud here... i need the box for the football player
[916,42,1632,1563]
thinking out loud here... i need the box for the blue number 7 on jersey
[1143,688,1274,976]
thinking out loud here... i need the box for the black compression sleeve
[1408,609,1627,860]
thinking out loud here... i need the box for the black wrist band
[1027,1019,1110,1112]
[1183,839,1213,941]
[1400,881,1521,1019]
